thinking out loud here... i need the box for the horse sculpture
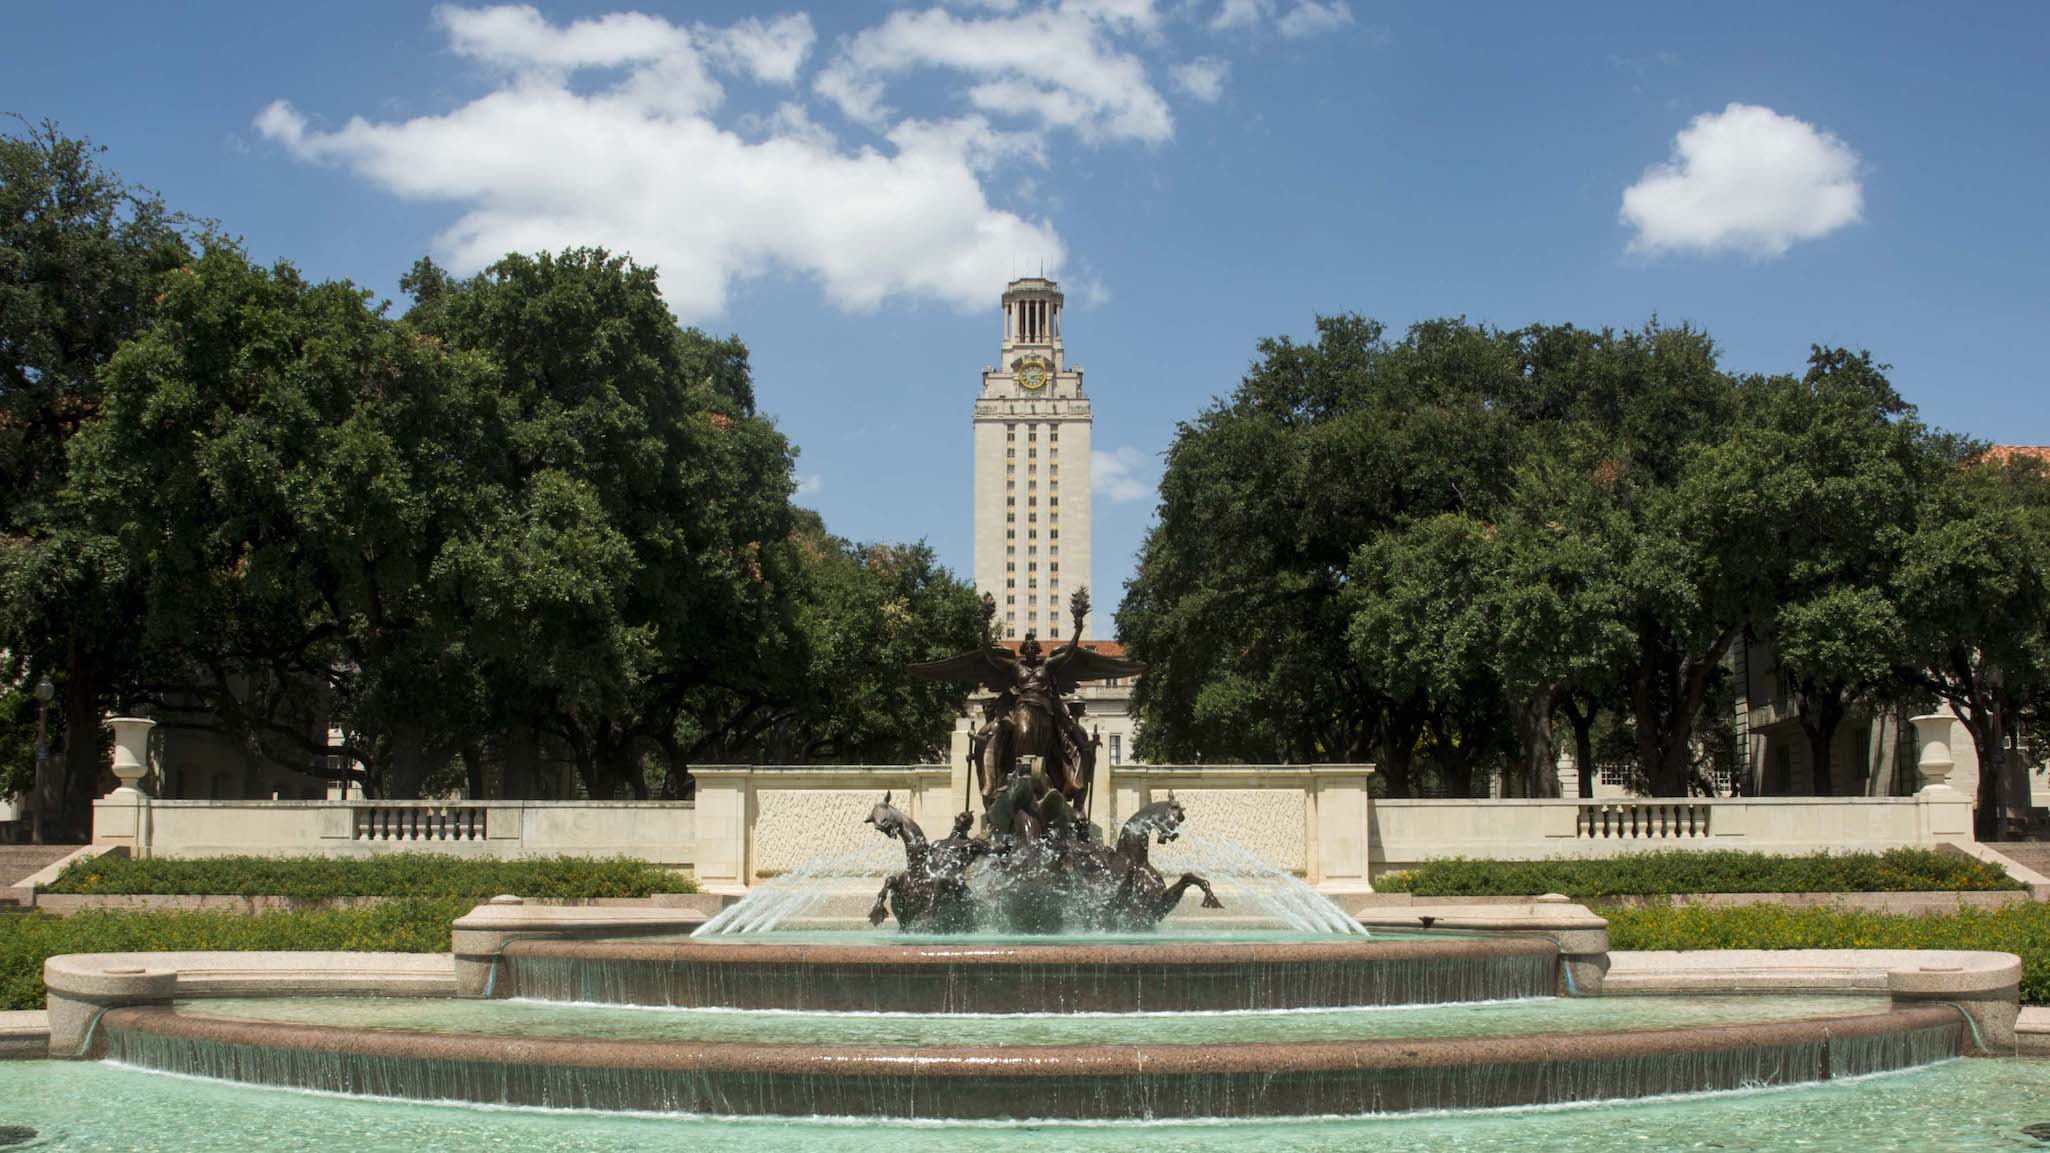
[1107,792,1223,926]
[865,785,1221,934]
[865,792,982,932]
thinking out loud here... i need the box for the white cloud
[1620,102,1863,258]
[1093,446,1155,503]
[1169,57,1230,102]
[257,6,1063,320]
[1276,1,1352,38]
[699,14,817,85]
[1209,0,1271,31]
[814,5,1174,145]
[795,473,824,497]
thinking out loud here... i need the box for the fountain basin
[493,934,1563,1012]
[91,1000,1967,1120]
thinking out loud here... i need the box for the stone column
[1311,766,1373,894]
[91,716,156,856]
[690,768,753,893]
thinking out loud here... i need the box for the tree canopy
[4,123,981,822]
[1122,313,2050,818]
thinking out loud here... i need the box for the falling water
[98,1015,1965,1121]
[693,842,900,936]
[694,830,1367,938]
[1148,832,1368,935]
[499,941,1558,1011]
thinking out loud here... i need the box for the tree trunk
[1513,686,1562,799]
[1629,623,1740,796]
[1562,694,1598,799]
[1795,694,1844,797]
[1377,693,1429,798]
[461,741,486,799]
[53,637,104,842]
[387,722,431,799]
[501,724,541,800]
[1963,704,2013,840]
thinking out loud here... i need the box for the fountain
[28,586,2034,1134]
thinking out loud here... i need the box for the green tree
[1895,449,2050,835]
[686,510,983,764]
[1547,323,1749,797]
[403,251,801,798]
[1121,315,1524,790]
[0,119,190,837]
[1709,349,1933,794]
[67,239,493,796]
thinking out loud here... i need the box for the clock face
[1018,357,1049,391]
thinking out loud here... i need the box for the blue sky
[7,2,2047,633]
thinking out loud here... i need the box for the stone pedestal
[91,717,156,855]
[1909,714,1974,842]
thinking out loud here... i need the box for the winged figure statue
[909,587,1143,838]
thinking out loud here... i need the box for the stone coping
[2019,1006,2049,1057]
[1606,949,2021,995]
[505,933,1556,969]
[90,1002,1965,1119]
[1351,900,1609,933]
[46,951,456,1000]
[1351,891,2034,911]
[129,798,700,809]
[31,892,727,916]
[100,1001,1950,1074]
[0,1011,49,1061]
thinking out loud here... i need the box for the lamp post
[32,675,55,843]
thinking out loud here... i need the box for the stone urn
[1908,714,1956,792]
[104,716,157,795]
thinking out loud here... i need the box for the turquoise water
[0,1057,2044,1150]
[653,928,1448,945]
[179,993,1895,1047]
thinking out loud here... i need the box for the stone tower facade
[972,277,1092,640]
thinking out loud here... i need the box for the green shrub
[1605,902,2050,1006]
[1376,849,2021,897]
[0,899,470,1011]
[44,854,695,899]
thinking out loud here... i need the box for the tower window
[1049,431,1059,443]
[1027,429,1037,441]
[1006,448,1015,458]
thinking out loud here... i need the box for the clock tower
[973,277,1092,639]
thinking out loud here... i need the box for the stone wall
[93,761,1990,893]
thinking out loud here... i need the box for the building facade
[956,277,1143,768]
[972,277,1094,641]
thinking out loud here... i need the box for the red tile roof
[1979,445,2050,466]
[997,638,1126,658]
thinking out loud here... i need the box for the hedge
[1374,849,2022,898]
[44,853,695,900]
[0,899,469,1011]
[1605,902,2050,1006]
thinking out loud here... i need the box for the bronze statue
[864,792,983,932]
[911,588,1140,836]
[866,588,1223,934]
